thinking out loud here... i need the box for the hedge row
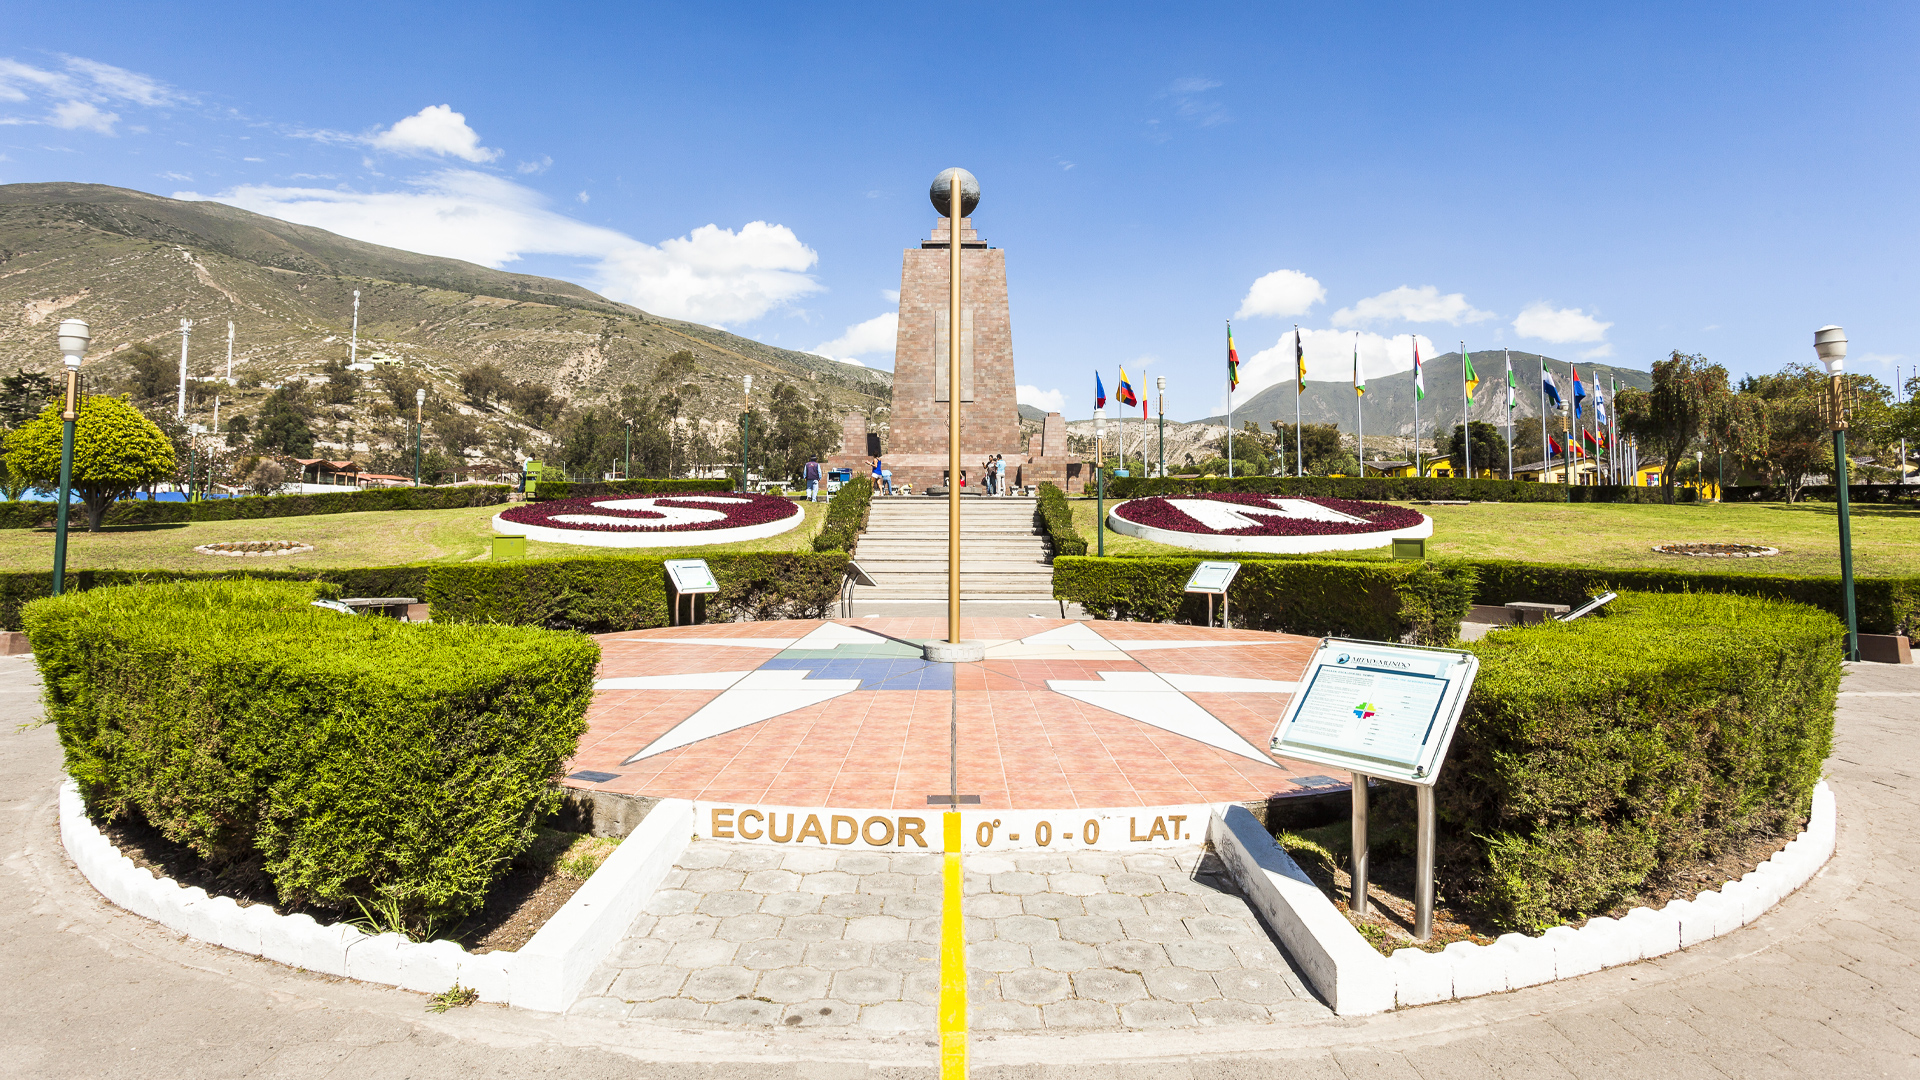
[30,579,597,928]
[1723,483,1920,504]
[1431,590,1840,931]
[0,485,510,530]
[1102,476,1695,503]
[812,477,872,553]
[0,566,432,632]
[1052,555,1475,645]
[528,478,718,501]
[1036,482,1087,556]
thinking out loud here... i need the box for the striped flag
[1354,336,1365,396]
[1095,372,1106,410]
[1506,354,1517,412]
[1295,330,1306,391]
[1226,323,1240,390]
[1463,349,1480,405]
[1542,359,1562,408]
[1413,341,1426,401]
[1117,366,1139,408]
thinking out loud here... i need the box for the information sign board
[1270,638,1479,786]
[1183,561,1240,595]
[664,559,719,595]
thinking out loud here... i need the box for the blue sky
[2,1,1913,420]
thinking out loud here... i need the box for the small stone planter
[194,540,314,557]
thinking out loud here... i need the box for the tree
[254,385,317,457]
[0,369,53,428]
[1268,422,1344,474]
[5,395,176,530]
[376,366,429,413]
[459,363,511,409]
[1737,365,1831,502]
[508,380,565,427]
[1615,352,1733,503]
[225,413,252,438]
[321,357,361,405]
[117,341,172,402]
[1446,421,1509,478]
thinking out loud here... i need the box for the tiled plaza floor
[565,618,1332,810]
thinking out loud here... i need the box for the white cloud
[61,56,173,105]
[882,289,900,303]
[1221,328,1440,413]
[517,155,552,174]
[369,105,500,163]
[813,312,898,364]
[1581,344,1615,360]
[576,191,590,204]
[1332,285,1494,327]
[1513,302,1612,344]
[1018,385,1066,413]
[49,100,117,134]
[1234,269,1325,319]
[183,169,821,324]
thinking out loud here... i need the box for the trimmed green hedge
[1103,476,1693,503]
[528,478,717,501]
[426,553,851,632]
[1037,482,1087,556]
[1724,484,1920,504]
[812,477,872,553]
[0,566,432,633]
[1052,555,1475,644]
[0,485,509,530]
[1432,590,1840,931]
[29,579,597,927]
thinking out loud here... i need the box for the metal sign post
[1183,561,1240,629]
[1271,637,1480,940]
[841,559,878,618]
[664,559,720,626]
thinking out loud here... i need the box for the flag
[1548,435,1562,456]
[1095,372,1106,410]
[1353,337,1365,396]
[1413,342,1426,401]
[1542,359,1563,408]
[1463,350,1480,405]
[1117,367,1139,408]
[1573,367,1587,419]
[1506,354,1517,412]
[1593,382,1608,424]
[1295,329,1306,391]
[1226,324,1240,390]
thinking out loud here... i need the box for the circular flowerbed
[194,540,313,557]
[1652,542,1780,558]
[492,491,804,548]
[1109,494,1433,553]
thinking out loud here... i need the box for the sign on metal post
[841,559,878,618]
[1183,561,1240,629]
[665,559,719,626]
[1269,638,1480,940]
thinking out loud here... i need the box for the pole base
[923,640,986,663]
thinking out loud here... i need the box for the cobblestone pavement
[571,842,1319,1033]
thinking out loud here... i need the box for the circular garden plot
[493,491,804,548]
[1109,493,1433,553]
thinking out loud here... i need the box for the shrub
[1052,556,1476,644]
[0,484,510,530]
[0,565,433,632]
[1036,482,1086,556]
[812,478,873,552]
[27,579,597,928]
[1431,590,1840,931]
[1105,475,1690,504]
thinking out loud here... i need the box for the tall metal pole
[177,319,192,419]
[1815,326,1858,661]
[1540,355,1549,485]
[1505,349,1513,480]
[946,176,964,644]
[1094,409,1106,557]
[625,419,632,482]
[414,388,425,487]
[1156,376,1166,479]
[225,321,235,384]
[1460,342,1470,479]
[349,289,361,366]
[1294,326,1303,478]
[1355,332,1365,477]
[52,319,88,596]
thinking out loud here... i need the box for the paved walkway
[3,654,1916,1077]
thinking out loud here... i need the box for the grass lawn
[1067,496,1920,578]
[0,500,831,573]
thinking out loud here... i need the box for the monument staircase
[850,496,1056,601]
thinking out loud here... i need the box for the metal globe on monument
[929,168,980,217]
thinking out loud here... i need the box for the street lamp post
[176,319,192,419]
[625,418,633,484]
[740,375,753,493]
[349,289,361,367]
[1156,376,1166,479]
[52,319,88,596]
[1815,325,1858,661]
[413,388,425,487]
[1094,407,1106,557]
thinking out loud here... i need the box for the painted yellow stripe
[939,811,967,1079]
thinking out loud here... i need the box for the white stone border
[1108,499,1434,554]
[696,801,1218,853]
[58,779,694,1013]
[491,500,803,548]
[1208,781,1835,1015]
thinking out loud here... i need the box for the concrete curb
[58,779,692,1012]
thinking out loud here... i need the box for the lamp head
[56,318,90,368]
[1156,375,1166,391]
[1093,406,1105,435]
[1814,325,1848,373]
[929,168,980,218]
[744,374,753,394]
[414,388,426,404]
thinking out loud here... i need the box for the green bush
[0,565,433,632]
[1432,590,1840,931]
[1036,482,1087,556]
[1724,484,1920,504]
[1052,556,1475,644]
[427,552,851,632]
[812,477,872,552]
[0,485,510,530]
[528,478,717,501]
[1105,476,1690,504]
[28,579,597,928]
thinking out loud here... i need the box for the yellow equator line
[939,811,967,1078]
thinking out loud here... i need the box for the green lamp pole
[51,319,88,596]
[1815,325,1858,661]
[1094,406,1106,556]
[624,418,633,484]
[740,374,753,493]
[413,387,425,487]
[1156,375,1166,479]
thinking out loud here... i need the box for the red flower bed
[1112,494,1424,537]
[498,492,800,533]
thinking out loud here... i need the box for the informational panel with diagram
[665,559,719,595]
[1270,638,1480,786]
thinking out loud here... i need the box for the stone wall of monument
[889,217,1022,460]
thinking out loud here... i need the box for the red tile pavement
[563,618,1335,811]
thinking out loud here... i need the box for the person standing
[804,459,821,502]
[870,456,884,494]
[995,453,1008,496]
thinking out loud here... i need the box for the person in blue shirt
[804,460,821,502]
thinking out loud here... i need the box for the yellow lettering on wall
[1167,814,1187,841]
[898,817,928,847]
[1129,817,1146,842]
[711,809,735,839]
[769,813,795,843]
[738,809,764,840]
[1147,816,1169,842]
[798,814,827,845]
[830,815,858,845]
[862,816,895,846]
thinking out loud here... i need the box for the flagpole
[1540,354,1549,485]
[1294,325,1303,478]
[1460,341,1469,479]
[1355,332,1364,476]
[1413,340,1423,478]
[1505,349,1513,481]
[1565,358,1575,489]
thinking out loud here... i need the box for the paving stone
[626,997,709,1023]
[1145,966,1221,1003]
[803,940,873,970]
[722,848,785,872]
[683,868,746,892]
[703,997,781,1025]
[968,964,1002,1001]
[965,893,1024,919]
[1083,893,1149,919]
[1193,998,1271,1026]
[1058,915,1125,944]
[1229,940,1291,970]
[1123,853,1182,874]
[845,915,911,942]
[741,869,802,892]
[1048,872,1107,896]
[665,938,738,969]
[882,893,941,919]
[857,872,918,896]
[1185,915,1256,943]
[1073,968,1149,1003]
[1000,966,1073,1004]
[757,966,832,1003]
[1067,852,1128,874]
[991,871,1048,894]
[856,1001,934,1032]
[735,938,808,970]
[715,912,783,942]
[818,892,885,918]
[969,855,1017,874]
[779,848,842,872]
[835,852,892,874]
[609,965,687,1001]
[901,967,940,1005]
[1213,967,1296,1004]
[652,913,720,941]
[961,871,992,895]
[800,870,859,894]
[682,966,757,1002]
[759,891,822,917]
[909,916,942,942]
[1159,873,1214,895]
[779,1000,853,1028]
[831,967,903,1004]
[1201,893,1253,917]
[1042,999,1120,1029]
[1030,940,1099,971]
[643,889,701,917]
[1143,892,1210,918]
[971,1001,1043,1031]
[1121,999,1198,1029]
[1120,915,1192,944]
[779,914,847,941]
[892,855,942,875]
[621,913,659,939]
[1022,892,1085,919]
[872,940,939,973]
[698,890,764,918]
[676,844,732,870]
[1011,853,1075,873]
[969,940,1033,971]
[1167,941,1242,971]
[994,914,1062,943]
[657,868,691,888]
[1101,940,1172,971]
[605,936,673,967]
[1107,872,1165,895]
